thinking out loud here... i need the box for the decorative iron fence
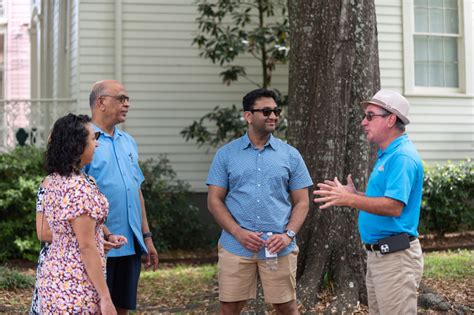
[0,99,78,152]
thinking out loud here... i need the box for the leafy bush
[0,146,45,262]
[420,159,474,236]
[0,147,213,262]
[0,265,35,289]
[140,156,213,251]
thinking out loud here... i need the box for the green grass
[139,264,218,306]
[0,266,35,289]
[423,249,474,279]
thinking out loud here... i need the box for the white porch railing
[0,98,78,152]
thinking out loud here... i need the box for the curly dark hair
[45,113,92,176]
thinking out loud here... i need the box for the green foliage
[193,0,288,86]
[0,148,212,262]
[420,159,474,236]
[423,249,474,279]
[181,104,246,148]
[0,146,45,262]
[181,93,288,148]
[0,265,35,289]
[183,0,289,148]
[140,156,213,251]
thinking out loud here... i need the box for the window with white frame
[413,0,460,88]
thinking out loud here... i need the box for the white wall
[376,0,473,165]
[73,0,472,191]
[77,0,288,191]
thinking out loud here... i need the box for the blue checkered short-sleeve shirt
[207,133,313,259]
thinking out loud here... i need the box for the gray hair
[379,108,406,132]
[89,81,107,107]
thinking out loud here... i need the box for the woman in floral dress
[37,114,116,314]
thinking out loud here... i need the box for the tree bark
[288,0,380,312]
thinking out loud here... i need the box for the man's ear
[387,114,397,128]
[97,98,106,111]
[243,111,252,124]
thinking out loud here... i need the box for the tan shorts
[217,245,298,304]
[366,239,424,315]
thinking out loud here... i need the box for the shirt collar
[93,124,122,139]
[240,132,277,151]
[378,134,408,157]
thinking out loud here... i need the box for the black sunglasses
[363,112,391,121]
[94,131,101,140]
[100,94,130,104]
[250,107,282,117]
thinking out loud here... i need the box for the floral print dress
[37,173,109,313]
[30,186,48,315]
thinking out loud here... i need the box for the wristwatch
[285,229,296,240]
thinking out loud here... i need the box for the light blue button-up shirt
[359,134,424,244]
[84,126,146,257]
[207,133,313,259]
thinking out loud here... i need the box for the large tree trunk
[288,0,380,312]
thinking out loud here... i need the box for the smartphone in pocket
[378,233,410,254]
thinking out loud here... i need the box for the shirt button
[257,184,260,187]
[258,168,261,171]
[257,200,260,203]
[257,216,260,219]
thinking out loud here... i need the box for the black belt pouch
[378,233,410,255]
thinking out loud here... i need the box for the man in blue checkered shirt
[207,88,313,314]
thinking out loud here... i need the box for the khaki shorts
[217,245,298,304]
[366,239,424,315]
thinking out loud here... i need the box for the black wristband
[105,233,113,240]
[143,232,152,239]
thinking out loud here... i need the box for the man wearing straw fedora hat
[314,90,424,314]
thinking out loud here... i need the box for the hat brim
[360,100,410,125]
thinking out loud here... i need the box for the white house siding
[70,0,79,100]
[76,0,288,191]
[52,0,61,99]
[77,0,116,105]
[375,0,473,166]
[67,0,471,191]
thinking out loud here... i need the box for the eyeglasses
[364,112,391,121]
[100,94,130,104]
[94,131,101,140]
[249,107,282,117]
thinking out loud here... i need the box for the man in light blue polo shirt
[84,80,158,314]
[207,88,313,314]
[314,90,424,314]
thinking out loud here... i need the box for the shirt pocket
[127,152,143,186]
[268,165,290,194]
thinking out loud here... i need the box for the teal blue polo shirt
[358,134,424,244]
[84,126,146,257]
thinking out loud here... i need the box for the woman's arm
[36,212,52,242]
[71,215,116,314]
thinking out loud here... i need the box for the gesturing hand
[234,229,265,252]
[313,175,356,209]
